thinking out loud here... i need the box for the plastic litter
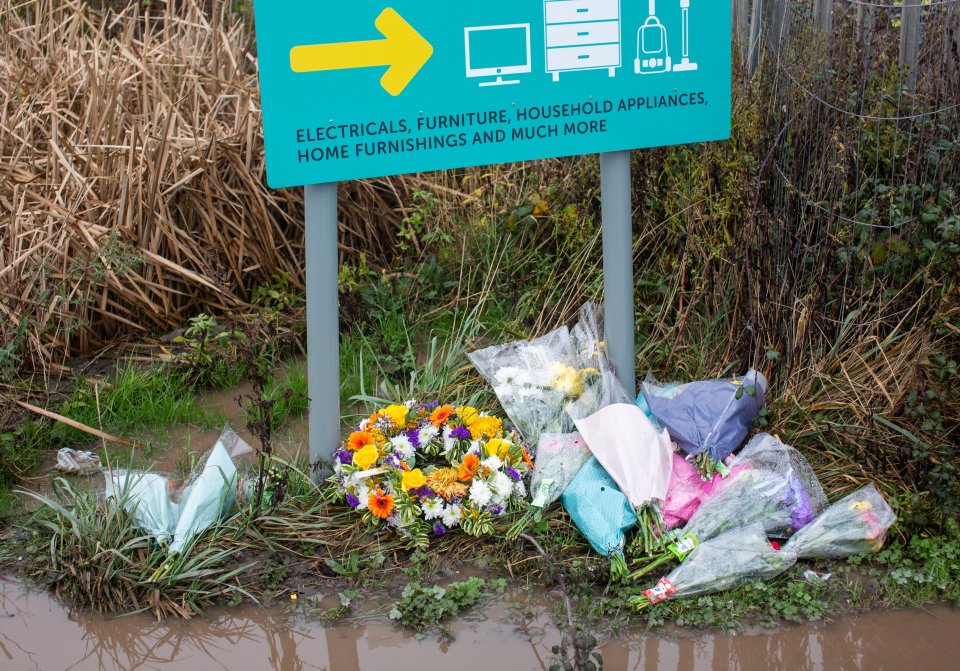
[103,426,253,553]
[56,448,102,475]
[784,484,896,559]
[631,523,792,610]
[640,369,769,477]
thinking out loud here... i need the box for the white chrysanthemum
[494,383,514,399]
[422,497,444,521]
[441,504,463,528]
[418,425,439,446]
[494,366,526,384]
[481,455,503,471]
[513,479,527,498]
[469,479,493,508]
[390,435,416,463]
[355,483,370,510]
[359,418,370,430]
[405,399,417,409]
[490,471,513,498]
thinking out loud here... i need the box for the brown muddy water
[3,579,959,671]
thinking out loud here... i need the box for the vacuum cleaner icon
[634,0,698,75]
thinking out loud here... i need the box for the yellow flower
[469,415,503,440]
[550,364,585,398]
[381,404,409,427]
[852,501,873,512]
[402,468,427,491]
[353,443,379,470]
[426,467,469,500]
[484,438,512,460]
[457,406,479,426]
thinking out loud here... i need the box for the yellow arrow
[289,8,433,97]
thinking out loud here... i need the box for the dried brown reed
[0,0,425,370]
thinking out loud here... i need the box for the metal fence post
[734,0,750,66]
[747,0,764,74]
[305,182,341,477]
[900,5,922,91]
[813,0,833,37]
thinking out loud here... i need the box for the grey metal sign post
[305,183,342,473]
[600,151,636,396]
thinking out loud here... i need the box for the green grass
[52,365,219,447]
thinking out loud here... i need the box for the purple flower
[417,402,439,412]
[487,504,504,516]
[384,454,401,468]
[406,428,421,449]
[346,493,360,508]
[412,486,435,499]
[451,425,471,441]
[433,522,447,536]
[505,466,522,482]
[336,450,353,465]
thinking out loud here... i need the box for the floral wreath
[331,401,534,545]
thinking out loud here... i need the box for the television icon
[464,24,532,87]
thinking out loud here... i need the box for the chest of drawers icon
[544,0,622,81]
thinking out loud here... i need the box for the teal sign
[253,1,731,188]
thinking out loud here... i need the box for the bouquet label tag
[668,533,699,561]
[716,461,731,477]
[531,479,554,508]
[644,577,677,604]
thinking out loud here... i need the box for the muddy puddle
[3,578,959,671]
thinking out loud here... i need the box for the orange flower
[521,446,534,470]
[368,489,395,520]
[458,453,481,481]
[429,404,455,427]
[347,430,375,452]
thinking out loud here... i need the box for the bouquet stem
[505,505,539,540]
[628,504,669,556]
[627,552,674,581]
[628,595,653,612]
[609,553,629,582]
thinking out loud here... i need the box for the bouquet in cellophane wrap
[567,361,674,557]
[641,369,768,479]
[629,433,826,580]
[331,401,533,547]
[784,484,896,559]
[473,303,607,538]
[630,523,792,611]
[507,431,591,538]
[561,457,637,580]
[468,303,607,447]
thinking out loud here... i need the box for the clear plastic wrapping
[784,484,896,559]
[529,432,592,508]
[640,369,769,471]
[736,433,829,530]
[468,327,577,444]
[561,456,636,558]
[633,523,792,608]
